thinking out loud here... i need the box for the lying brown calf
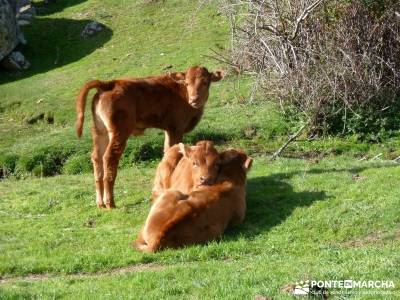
[151,140,220,201]
[134,149,252,252]
[75,66,223,209]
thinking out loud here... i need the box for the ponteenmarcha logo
[311,280,395,289]
[291,279,396,297]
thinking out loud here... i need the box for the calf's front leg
[164,130,183,152]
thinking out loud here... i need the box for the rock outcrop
[81,21,105,38]
[0,0,34,70]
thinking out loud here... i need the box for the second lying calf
[151,140,220,201]
[134,149,252,252]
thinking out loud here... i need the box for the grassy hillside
[1,0,399,299]
[0,0,291,178]
[1,0,399,180]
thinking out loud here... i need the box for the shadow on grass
[226,162,398,238]
[274,163,400,180]
[226,175,328,238]
[0,17,112,84]
[184,130,232,145]
[33,0,87,16]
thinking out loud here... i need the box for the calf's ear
[242,157,253,173]
[220,149,238,164]
[210,70,224,82]
[169,72,186,84]
[178,143,190,158]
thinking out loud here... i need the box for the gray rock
[17,1,35,26]
[17,0,32,8]
[17,18,30,26]
[0,0,31,65]
[17,11,34,26]
[6,0,18,15]
[18,12,34,21]
[0,50,31,69]
[81,21,105,38]
[16,27,26,44]
[0,0,19,60]
[19,4,35,14]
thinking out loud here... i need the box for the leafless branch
[217,0,400,136]
[270,123,307,160]
[291,0,325,40]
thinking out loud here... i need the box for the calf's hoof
[106,202,116,209]
[97,202,106,208]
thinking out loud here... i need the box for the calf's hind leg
[102,132,128,209]
[91,128,109,208]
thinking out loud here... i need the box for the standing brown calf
[134,149,252,252]
[151,140,221,201]
[75,66,223,209]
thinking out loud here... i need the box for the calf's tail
[75,80,114,138]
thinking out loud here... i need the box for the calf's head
[179,141,221,187]
[170,66,224,109]
[219,149,253,184]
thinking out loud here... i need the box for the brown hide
[134,150,252,252]
[75,66,223,209]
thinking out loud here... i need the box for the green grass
[0,157,399,298]
[1,0,399,180]
[0,0,289,179]
[1,0,400,299]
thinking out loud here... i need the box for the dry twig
[270,123,307,160]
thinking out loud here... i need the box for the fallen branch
[202,48,240,69]
[370,153,382,161]
[358,155,368,161]
[270,123,307,161]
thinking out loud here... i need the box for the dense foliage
[221,0,400,140]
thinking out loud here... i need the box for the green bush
[223,0,400,139]
[0,153,19,178]
[15,146,75,177]
[62,154,93,175]
[185,128,232,144]
[16,154,57,177]
[120,138,164,167]
[338,96,400,142]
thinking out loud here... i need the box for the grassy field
[1,0,400,299]
[1,157,399,299]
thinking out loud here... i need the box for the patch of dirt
[281,283,295,293]
[352,174,367,181]
[280,150,329,161]
[243,126,257,139]
[0,263,165,285]
[340,229,400,248]
[25,112,54,125]
[254,295,272,300]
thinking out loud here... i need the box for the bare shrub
[219,0,400,139]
